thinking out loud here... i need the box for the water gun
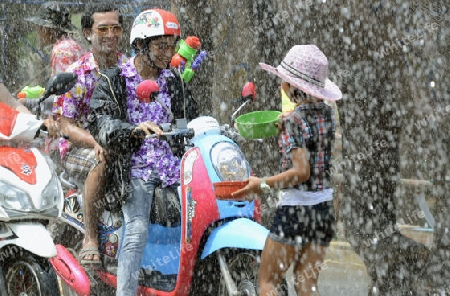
[170,36,207,83]
[17,86,45,99]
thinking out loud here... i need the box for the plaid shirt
[279,101,335,191]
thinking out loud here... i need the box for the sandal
[78,245,101,267]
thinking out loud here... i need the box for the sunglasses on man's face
[92,25,123,36]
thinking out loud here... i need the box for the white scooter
[0,73,77,295]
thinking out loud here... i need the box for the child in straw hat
[232,44,342,295]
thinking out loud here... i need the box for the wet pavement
[285,238,370,296]
[285,223,434,296]
[316,241,369,296]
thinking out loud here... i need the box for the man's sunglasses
[93,25,123,35]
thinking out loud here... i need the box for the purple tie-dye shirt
[122,57,180,187]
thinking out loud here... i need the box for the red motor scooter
[50,81,287,295]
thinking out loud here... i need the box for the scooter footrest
[138,269,178,292]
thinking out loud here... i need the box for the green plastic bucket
[236,110,282,139]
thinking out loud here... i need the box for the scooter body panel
[191,135,256,219]
[98,210,124,259]
[141,223,182,275]
[175,146,221,293]
[0,147,63,221]
[200,218,269,259]
[4,222,57,258]
[50,244,90,296]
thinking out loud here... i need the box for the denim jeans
[116,176,156,296]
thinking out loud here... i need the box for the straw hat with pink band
[259,44,342,102]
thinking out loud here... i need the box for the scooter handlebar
[220,124,247,144]
[220,124,263,144]
[145,128,194,139]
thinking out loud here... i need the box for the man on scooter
[52,3,128,267]
[88,9,199,295]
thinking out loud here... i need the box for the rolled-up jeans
[116,176,156,296]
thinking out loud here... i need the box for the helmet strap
[146,51,163,72]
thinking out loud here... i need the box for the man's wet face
[88,11,122,55]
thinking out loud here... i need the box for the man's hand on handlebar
[94,143,108,163]
[132,121,163,138]
[42,118,61,139]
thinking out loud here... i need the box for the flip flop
[78,246,101,267]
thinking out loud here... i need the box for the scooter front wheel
[217,249,288,296]
[0,265,7,296]
[217,249,260,296]
[3,249,60,296]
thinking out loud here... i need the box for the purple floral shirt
[122,58,180,187]
[53,52,129,159]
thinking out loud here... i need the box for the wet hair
[81,3,123,30]
[293,88,307,101]
[285,82,308,104]
[44,26,67,40]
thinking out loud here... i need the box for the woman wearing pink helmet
[88,8,199,295]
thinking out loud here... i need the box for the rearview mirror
[136,80,160,103]
[42,73,78,99]
[241,82,256,102]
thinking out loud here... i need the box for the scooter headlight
[0,181,33,211]
[40,172,61,209]
[211,142,250,181]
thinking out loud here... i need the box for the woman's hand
[231,176,262,201]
